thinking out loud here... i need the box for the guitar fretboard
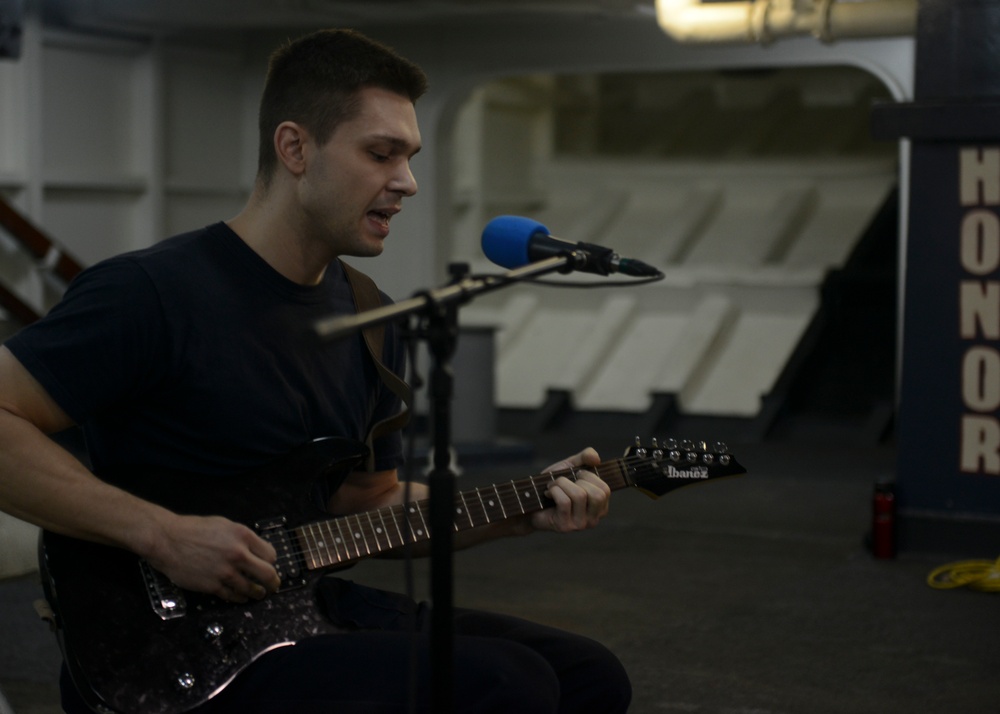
[293,458,630,571]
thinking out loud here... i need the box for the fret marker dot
[416,529,424,536]
[335,537,342,543]
[354,532,361,539]
[456,507,463,514]
[376,527,383,534]
[317,541,325,548]
[488,499,495,507]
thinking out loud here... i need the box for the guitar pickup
[256,517,306,591]
[139,559,186,620]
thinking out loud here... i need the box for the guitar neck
[294,459,630,571]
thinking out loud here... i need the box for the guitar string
[270,452,722,571]
[271,468,574,571]
[267,459,630,571]
[267,452,725,574]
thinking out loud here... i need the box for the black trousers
[61,580,631,714]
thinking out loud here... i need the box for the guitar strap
[339,259,412,471]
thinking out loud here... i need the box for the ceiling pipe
[655,0,917,45]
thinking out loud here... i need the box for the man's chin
[343,241,385,259]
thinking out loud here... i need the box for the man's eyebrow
[369,134,422,155]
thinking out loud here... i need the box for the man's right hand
[145,514,282,603]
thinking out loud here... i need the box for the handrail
[0,195,87,325]
[0,281,40,325]
[0,196,84,282]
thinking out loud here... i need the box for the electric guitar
[39,436,745,714]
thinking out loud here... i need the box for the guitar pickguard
[139,559,186,620]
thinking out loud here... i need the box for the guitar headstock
[622,437,746,499]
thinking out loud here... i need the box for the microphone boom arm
[313,254,573,341]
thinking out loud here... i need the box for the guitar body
[40,437,367,714]
[38,435,745,714]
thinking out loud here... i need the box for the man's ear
[274,121,308,176]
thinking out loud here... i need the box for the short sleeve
[4,258,169,424]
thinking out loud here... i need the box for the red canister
[872,482,896,559]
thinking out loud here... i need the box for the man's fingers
[217,573,272,603]
[243,531,282,592]
[578,446,601,468]
[243,556,281,593]
[544,474,610,530]
[543,446,601,475]
[213,528,281,600]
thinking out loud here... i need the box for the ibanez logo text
[664,464,709,479]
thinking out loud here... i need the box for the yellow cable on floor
[927,556,1000,592]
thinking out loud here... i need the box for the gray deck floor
[2,439,998,713]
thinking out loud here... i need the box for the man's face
[299,86,421,258]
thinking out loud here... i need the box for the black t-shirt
[6,222,406,485]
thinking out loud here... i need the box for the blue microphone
[481,215,661,277]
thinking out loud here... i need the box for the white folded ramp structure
[462,158,895,419]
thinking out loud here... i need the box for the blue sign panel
[897,143,1000,520]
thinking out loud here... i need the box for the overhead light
[654,0,916,45]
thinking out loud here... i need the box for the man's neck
[226,194,331,286]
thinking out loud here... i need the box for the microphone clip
[572,242,617,275]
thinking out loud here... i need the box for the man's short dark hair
[256,28,428,185]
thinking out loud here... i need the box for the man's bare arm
[0,346,280,602]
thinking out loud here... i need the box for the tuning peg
[712,441,733,465]
[663,438,678,451]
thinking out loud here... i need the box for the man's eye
[370,152,389,162]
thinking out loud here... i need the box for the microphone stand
[314,254,577,714]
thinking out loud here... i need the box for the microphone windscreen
[481,215,550,269]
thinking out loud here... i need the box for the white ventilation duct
[655,0,917,45]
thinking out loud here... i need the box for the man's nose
[391,163,418,196]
